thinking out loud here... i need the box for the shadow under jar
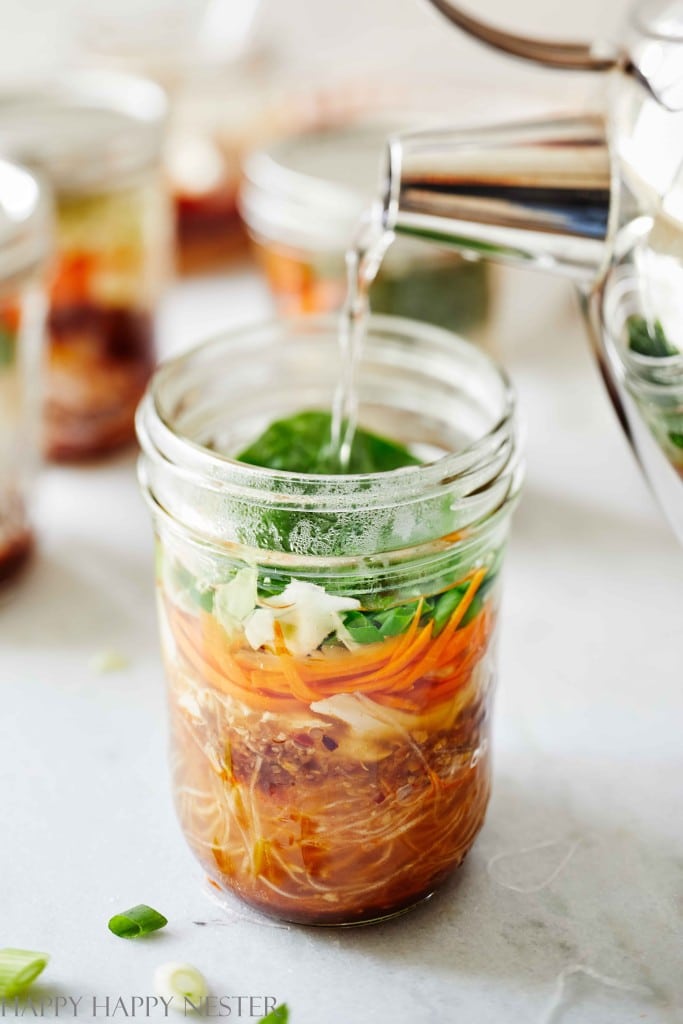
[137,315,522,925]
[0,159,50,584]
[0,72,169,460]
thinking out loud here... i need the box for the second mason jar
[0,72,169,460]
[239,121,492,335]
[137,314,521,925]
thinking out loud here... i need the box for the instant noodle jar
[0,159,50,583]
[137,314,521,925]
[0,72,169,460]
[239,122,491,335]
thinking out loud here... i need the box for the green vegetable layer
[627,316,679,358]
[0,325,16,368]
[237,410,420,475]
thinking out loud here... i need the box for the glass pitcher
[381,0,683,543]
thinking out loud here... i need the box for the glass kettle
[381,0,683,543]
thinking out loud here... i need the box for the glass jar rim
[0,71,167,195]
[139,313,516,499]
[239,118,427,254]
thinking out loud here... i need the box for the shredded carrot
[166,564,493,715]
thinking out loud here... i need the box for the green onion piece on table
[258,1006,289,1024]
[154,962,208,1005]
[0,948,49,998]
[108,904,168,938]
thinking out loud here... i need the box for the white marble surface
[1,265,682,1024]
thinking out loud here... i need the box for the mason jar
[0,71,169,460]
[239,122,492,336]
[137,314,521,925]
[601,258,683,480]
[0,159,50,584]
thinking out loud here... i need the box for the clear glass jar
[0,71,169,460]
[0,159,50,584]
[598,257,683,543]
[239,121,492,335]
[137,314,521,925]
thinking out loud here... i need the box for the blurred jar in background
[73,0,265,273]
[165,55,304,273]
[239,120,491,335]
[0,72,169,460]
[0,160,50,584]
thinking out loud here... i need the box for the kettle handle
[425,0,618,71]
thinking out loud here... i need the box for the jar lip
[139,313,517,510]
[0,70,167,194]
[239,118,428,254]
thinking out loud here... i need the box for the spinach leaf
[237,410,420,475]
[627,316,679,358]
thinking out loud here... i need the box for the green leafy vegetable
[627,316,679,357]
[370,258,489,333]
[168,563,215,614]
[0,949,49,998]
[669,431,683,449]
[374,602,419,637]
[258,1006,289,1024]
[108,904,168,939]
[342,611,384,644]
[0,326,16,368]
[237,411,420,475]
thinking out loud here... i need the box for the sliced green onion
[0,948,49,998]
[259,1007,289,1024]
[154,962,208,1006]
[108,904,168,939]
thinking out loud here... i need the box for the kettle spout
[381,116,613,283]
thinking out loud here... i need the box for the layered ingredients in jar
[0,296,33,581]
[46,183,160,460]
[158,411,503,924]
[0,75,167,460]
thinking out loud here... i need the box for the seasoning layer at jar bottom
[45,305,155,460]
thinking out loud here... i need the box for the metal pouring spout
[381,116,613,283]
